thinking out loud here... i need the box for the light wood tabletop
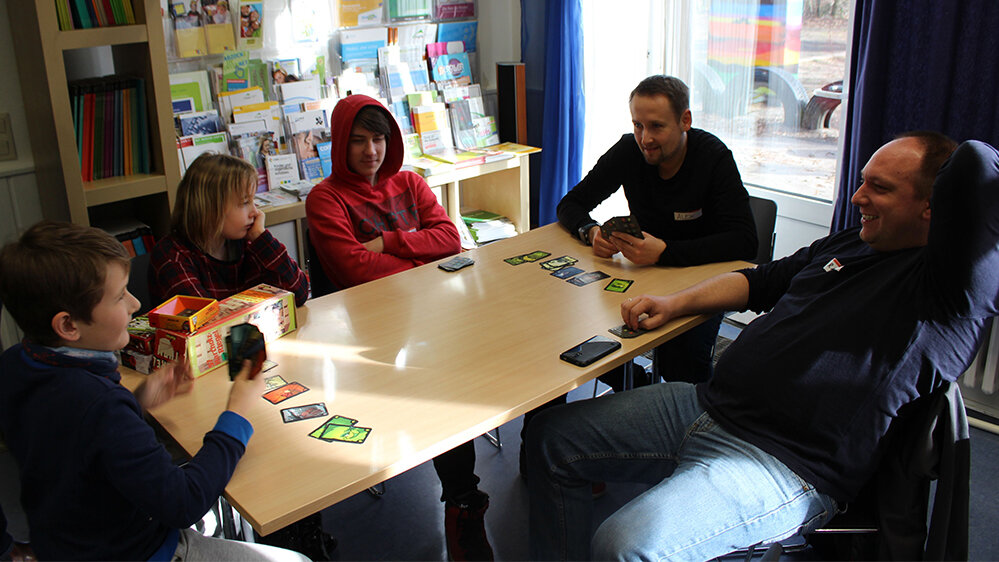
[122,223,750,535]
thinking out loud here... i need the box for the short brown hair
[0,221,129,346]
[353,106,392,139]
[172,153,257,252]
[630,75,690,121]
[895,131,959,198]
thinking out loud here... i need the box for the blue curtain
[832,0,999,233]
[521,0,585,227]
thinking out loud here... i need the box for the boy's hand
[226,360,265,419]
[247,208,266,242]
[362,236,384,253]
[134,359,194,410]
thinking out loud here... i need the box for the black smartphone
[438,256,474,272]
[559,335,622,367]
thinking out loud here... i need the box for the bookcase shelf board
[57,25,149,50]
[83,173,170,206]
[9,0,180,237]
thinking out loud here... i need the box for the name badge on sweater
[674,209,703,221]
[823,258,843,272]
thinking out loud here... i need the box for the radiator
[960,317,999,424]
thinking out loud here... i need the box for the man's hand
[362,236,384,253]
[621,294,679,331]
[247,208,266,242]
[589,226,618,258]
[226,360,265,419]
[610,231,666,266]
[134,359,194,410]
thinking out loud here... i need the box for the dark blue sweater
[0,344,252,560]
[699,141,999,502]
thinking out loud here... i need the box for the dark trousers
[433,440,480,503]
[521,313,724,458]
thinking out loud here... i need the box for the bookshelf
[8,0,180,236]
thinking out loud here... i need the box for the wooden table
[122,223,749,535]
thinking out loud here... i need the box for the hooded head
[329,95,404,189]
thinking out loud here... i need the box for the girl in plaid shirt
[149,153,309,307]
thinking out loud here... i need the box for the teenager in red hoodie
[306,95,493,560]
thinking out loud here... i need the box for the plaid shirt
[149,230,309,307]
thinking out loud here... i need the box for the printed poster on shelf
[169,1,208,57]
[237,1,264,50]
[431,52,472,87]
[202,0,237,53]
[339,0,384,27]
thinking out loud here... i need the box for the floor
[3,321,999,560]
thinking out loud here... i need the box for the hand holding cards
[601,215,644,240]
[226,323,267,380]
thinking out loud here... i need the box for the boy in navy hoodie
[0,221,306,561]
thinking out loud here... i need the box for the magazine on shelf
[437,21,477,52]
[265,153,300,189]
[169,71,213,113]
[339,0,384,27]
[430,51,472,88]
[286,110,331,183]
[202,0,237,53]
[461,209,516,245]
[168,1,208,58]
[237,1,264,50]
[435,0,475,20]
[411,102,453,155]
[229,119,273,192]
[277,78,322,104]
[179,132,230,172]
[218,86,265,123]
[222,50,251,91]
[341,27,389,63]
[388,0,431,20]
[178,110,224,136]
[233,101,285,151]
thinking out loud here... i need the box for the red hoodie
[306,95,460,289]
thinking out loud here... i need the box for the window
[581,0,849,207]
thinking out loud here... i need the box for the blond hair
[171,153,257,252]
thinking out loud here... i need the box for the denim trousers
[526,383,838,561]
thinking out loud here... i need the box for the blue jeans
[526,383,838,561]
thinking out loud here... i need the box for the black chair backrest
[128,252,154,315]
[748,196,777,264]
[305,229,338,299]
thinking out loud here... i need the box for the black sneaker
[444,490,494,561]
[255,512,337,560]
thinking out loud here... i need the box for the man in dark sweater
[528,133,998,560]
[558,75,757,387]
[0,221,306,561]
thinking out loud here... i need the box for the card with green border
[521,250,551,262]
[604,278,634,293]
[320,424,371,444]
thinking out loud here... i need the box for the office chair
[748,195,777,265]
[128,252,155,315]
[721,381,969,561]
[636,196,778,390]
[304,226,338,299]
